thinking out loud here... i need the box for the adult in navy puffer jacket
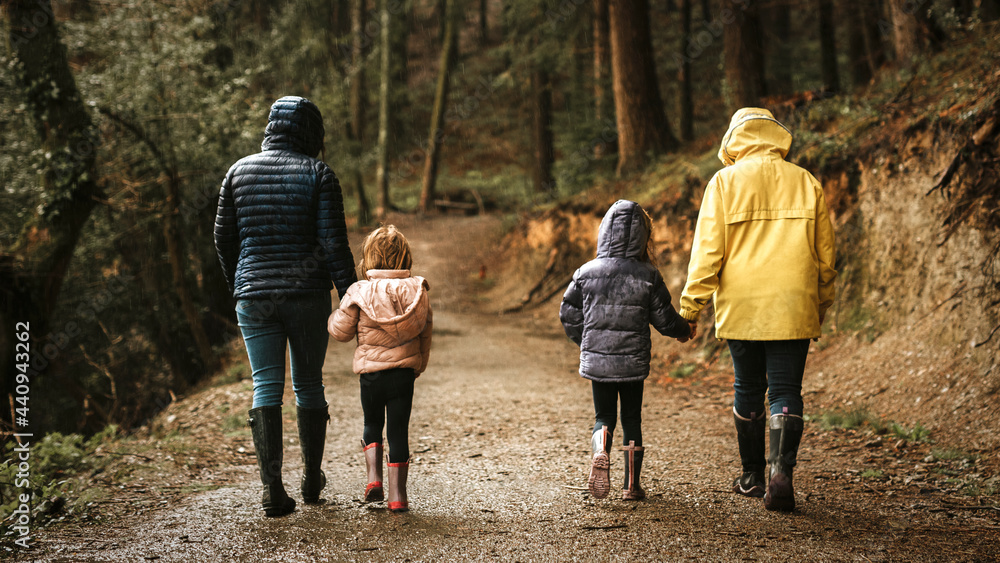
[215,96,356,517]
[560,200,691,502]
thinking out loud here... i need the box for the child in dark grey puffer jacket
[560,200,692,501]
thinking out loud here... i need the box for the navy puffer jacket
[559,200,690,382]
[215,96,356,299]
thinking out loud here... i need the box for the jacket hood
[718,107,793,166]
[261,96,325,157]
[353,270,429,343]
[596,200,648,260]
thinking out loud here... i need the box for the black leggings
[360,367,415,464]
[592,380,644,447]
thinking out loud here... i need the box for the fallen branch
[926,146,966,198]
[581,524,627,531]
[973,322,1000,348]
[943,504,1000,512]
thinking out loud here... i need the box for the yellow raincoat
[680,108,837,340]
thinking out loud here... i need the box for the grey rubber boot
[297,404,329,504]
[732,409,767,498]
[764,414,804,512]
[248,406,296,517]
[621,441,645,501]
[587,425,613,499]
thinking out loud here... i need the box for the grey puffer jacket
[214,96,356,299]
[559,200,690,382]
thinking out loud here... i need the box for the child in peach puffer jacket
[329,225,432,513]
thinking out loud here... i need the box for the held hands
[677,320,698,343]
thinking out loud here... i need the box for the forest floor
[18,214,1000,562]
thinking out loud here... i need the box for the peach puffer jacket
[329,270,432,375]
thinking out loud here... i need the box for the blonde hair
[639,206,659,269]
[359,225,413,280]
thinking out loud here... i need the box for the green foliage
[0,426,117,541]
[809,406,885,433]
[860,469,885,480]
[890,422,932,443]
[931,448,978,462]
[669,363,698,379]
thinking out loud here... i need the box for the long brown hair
[359,225,413,280]
[639,206,658,269]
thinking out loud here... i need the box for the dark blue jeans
[728,339,810,418]
[236,294,331,409]
[592,380,644,447]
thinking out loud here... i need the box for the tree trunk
[608,0,678,175]
[768,0,793,97]
[723,0,767,110]
[952,0,973,20]
[863,0,887,73]
[818,0,840,94]
[419,0,460,213]
[888,0,934,63]
[593,0,615,158]
[1,0,102,427]
[679,0,694,142]
[350,0,372,224]
[848,0,873,87]
[531,68,555,194]
[701,0,710,21]
[376,0,392,218]
[981,0,1000,20]
[479,0,487,46]
[389,0,411,162]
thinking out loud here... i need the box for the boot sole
[764,474,795,511]
[732,480,765,498]
[588,453,611,499]
[364,484,384,503]
[263,498,296,517]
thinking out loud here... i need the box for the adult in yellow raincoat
[680,108,837,512]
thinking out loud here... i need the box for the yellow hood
[718,107,793,166]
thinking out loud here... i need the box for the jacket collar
[366,269,411,279]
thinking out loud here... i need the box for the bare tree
[679,0,694,141]
[593,0,615,158]
[818,0,840,93]
[724,0,767,109]
[1,0,102,425]
[532,64,555,193]
[609,0,678,174]
[419,0,460,213]
[768,0,793,97]
[350,0,372,224]
[375,0,392,218]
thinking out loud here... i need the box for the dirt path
[27,215,997,562]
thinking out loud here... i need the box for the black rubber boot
[297,404,329,504]
[621,441,645,501]
[764,414,804,512]
[732,409,766,498]
[248,406,296,517]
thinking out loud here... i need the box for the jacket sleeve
[650,271,692,339]
[417,297,433,374]
[680,176,726,320]
[559,275,584,346]
[214,169,238,293]
[317,164,357,299]
[329,286,360,342]
[815,182,838,317]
